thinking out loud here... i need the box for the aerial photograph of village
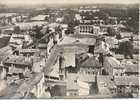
[0,0,139,99]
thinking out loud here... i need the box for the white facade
[78,25,100,35]
[78,80,89,96]
[30,74,45,98]
[103,57,124,76]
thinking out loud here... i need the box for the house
[97,75,116,95]
[0,46,13,62]
[66,73,90,96]
[19,49,40,57]
[76,53,101,75]
[3,55,33,82]
[133,35,139,54]
[57,48,76,75]
[30,15,49,21]
[1,27,14,35]
[47,36,54,55]
[0,63,6,79]
[66,73,97,96]
[120,32,133,38]
[105,36,119,49]
[12,73,45,99]
[15,22,47,31]
[9,34,32,49]
[78,74,98,95]
[108,17,118,25]
[77,25,100,35]
[103,57,124,76]
[56,17,64,23]
[32,57,46,73]
[0,79,7,96]
[43,44,67,82]
[0,13,17,25]
[9,34,24,48]
[94,40,111,55]
[37,43,47,49]
[114,76,139,97]
[36,32,54,57]
[78,8,99,13]
[58,35,96,46]
[75,14,82,21]
[124,64,139,76]
[114,54,124,61]
[80,19,104,25]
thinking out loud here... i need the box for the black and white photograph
[0,0,139,99]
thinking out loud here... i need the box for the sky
[1,0,139,5]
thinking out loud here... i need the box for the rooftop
[30,15,49,21]
[79,74,95,83]
[97,75,116,89]
[43,45,59,74]
[37,43,47,49]
[104,57,123,68]
[16,73,43,94]
[114,76,139,86]
[58,36,96,46]
[3,55,32,66]
[15,22,48,30]
[120,32,133,38]
[0,46,12,62]
[125,64,139,73]
[76,53,99,68]
[19,49,39,53]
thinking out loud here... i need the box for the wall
[67,90,78,96]
[78,80,89,96]
[103,57,113,75]
[30,74,45,98]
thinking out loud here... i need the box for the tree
[32,25,43,39]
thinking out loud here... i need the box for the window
[74,93,77,96]
[70,93,73,96]
[74,80,77,83]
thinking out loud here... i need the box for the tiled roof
[105,36,118,48]
[125,64,139,73]
[15,22,48,30]
[43,45,59,74]
[79,74,95,83]
[59,36,96,46]
[0,46,12,62]
[8,67,24,74]
[97,75,116,89]
[104,57,122,68]
[120,32,133,38]
[114,76,139,86]
[3,55,32,66]
[38,43,47,49]
[76,53,99,68]
[114,54,124,60]
[17,73,43,93]
[31,15,49,21]
[67,73,96,90]
[19,49,39,53]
